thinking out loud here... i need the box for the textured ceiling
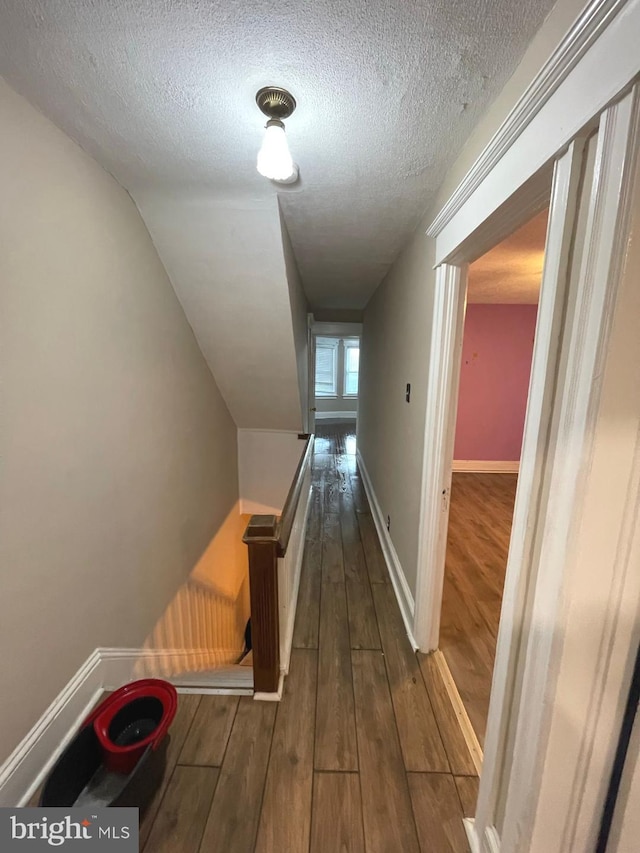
[0,0,556,310]
[468,209,548,303]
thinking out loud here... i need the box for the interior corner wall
[454,304,537,462]
[238,429,305,515]
[357,0,586,601]
[279,208,309,431]
[0,79,239,767]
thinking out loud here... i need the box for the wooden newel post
[243,514,280,693]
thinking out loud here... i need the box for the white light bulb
[257,121,298,183]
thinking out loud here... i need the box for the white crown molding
[427,0,628,238]
[356,449,417,649]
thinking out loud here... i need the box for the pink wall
[454,304,538,462]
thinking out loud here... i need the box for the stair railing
[243,434,314,693]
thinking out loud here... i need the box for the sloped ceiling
[468,209,548,304]
[138,192,305,429]
[0,0,556,312]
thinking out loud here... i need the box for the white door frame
[413,263,466,650]
[415,80,640,852]
[306,312,316,433]
[502,84,640,853]
[411,0,640,845]
[415,135,581,651]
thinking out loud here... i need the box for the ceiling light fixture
[255,86,298,184]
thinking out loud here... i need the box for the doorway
[439,210,548,746]
[310,321,362,431]
[414,80,640,849]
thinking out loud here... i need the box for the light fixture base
[256,87,296,120]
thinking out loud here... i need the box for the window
[315,337,339,396]
[344,340,360,396]
[314,335,361,401]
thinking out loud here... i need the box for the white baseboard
[484,827,501,852]
[433,650,483,775]
[253,672,284,702]
[168,665,253,692]
[465,820,481,853]
[0,651,104,808]
[464,820,501,853]
[99,647,245,685]
[1,646,255,808]
[315,411,357,420]
[452,460,520,473]
[356,450,418,650]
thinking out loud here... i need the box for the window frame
[343,338,360,398]
[314,336,340,398]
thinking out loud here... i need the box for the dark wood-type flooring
[440,472,518,746]
[138,422,478,852]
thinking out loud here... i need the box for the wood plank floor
[141,422,477,852]
[440,472,517,746]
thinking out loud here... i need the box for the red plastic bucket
[85,679,177,775]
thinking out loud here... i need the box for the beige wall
[358,233,436,594]
[358,0,589,598]
[0,79,239,764]
[238,430,305,515]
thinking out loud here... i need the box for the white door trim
[425,84,640,852]
[414,0,640,848]
[414,263,465,651]
[414,136,582,655]
[474,136,587,843]
[503,83,640,853]
[307,312,316,433]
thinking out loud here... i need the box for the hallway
[138,422,478,852]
